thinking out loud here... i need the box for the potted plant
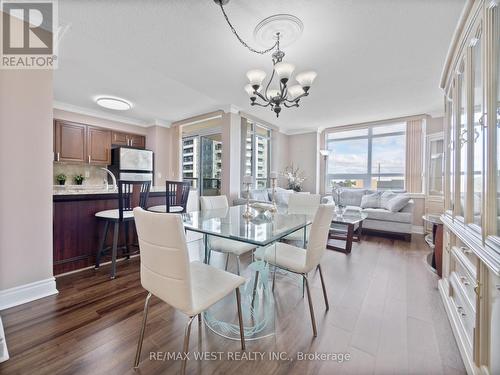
[281,164,306,192]
[74,174,85,185]
[56,174,66,185]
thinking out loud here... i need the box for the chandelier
[215,0,317,118]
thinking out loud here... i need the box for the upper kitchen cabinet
[112,131,146,148]
[111,131,129,146]
[129,134,145,148]
[54,120,115,165]
[87,126,111,164]
[54,120,86,163]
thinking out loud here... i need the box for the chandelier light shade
[246,69,267,88]
[274,62,295,83]
[295,71,318,91]
[287,84,305,100]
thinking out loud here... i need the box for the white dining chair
[283,193,321,246]
[200,195,256,275]
[132,208,246,374]
[257,203,334,337]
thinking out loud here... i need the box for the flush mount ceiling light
[95,96,132,111]
[215,0,317,118]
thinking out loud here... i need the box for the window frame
[325,123,406,191]
[244,122,272,189]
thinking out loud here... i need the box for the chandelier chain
[218,1,277,55]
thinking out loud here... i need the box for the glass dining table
[182,204,312,341]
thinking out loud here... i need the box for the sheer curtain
[405,119,424,193]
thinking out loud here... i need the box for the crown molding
[53,101,153,127]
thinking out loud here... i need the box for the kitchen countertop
[53,185,166,202]
[53,185,166,195]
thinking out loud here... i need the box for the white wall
[221,112,241,202]
[287,132,320,193]
[0,69,55,303]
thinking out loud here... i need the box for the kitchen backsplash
[53,163,108,186]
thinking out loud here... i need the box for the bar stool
[95,180,151,279]
[148,180,190,213]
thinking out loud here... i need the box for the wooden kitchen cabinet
[129,134,145,148]
[111,131,129,146]
[87,126,111,164]
[54,120,86,163]
[111,131,146,148]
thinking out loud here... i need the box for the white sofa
[322,188,414,241]
[233,187,306,208]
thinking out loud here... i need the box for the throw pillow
[386,194,411,212]
[275,190,294,206]
[380,191,397,210]
[249,189,270,202]
[360,192,381,209]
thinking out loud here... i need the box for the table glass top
[331,212,368,225]
[182,205,312,247]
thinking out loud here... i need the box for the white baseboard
[412,225,424,234]
[0,277,58,311]
[0,316,8,363]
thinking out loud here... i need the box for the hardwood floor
[0,235,465,375]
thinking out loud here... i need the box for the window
[244,122,271,188]
[182,134,222,195]
[326,122,406,190]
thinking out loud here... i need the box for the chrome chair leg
[317,264,329,310]
[235,288,246,350]
[225,253,229,271]
[95,220,109,269]
[251,271,260,306]
[134,292,152,369]
[236,256,241,275]
[180,315,196,375]
[303,274,317,337]
[110,221,119,279]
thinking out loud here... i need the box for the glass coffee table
[327,211,368,254]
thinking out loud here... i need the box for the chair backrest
[118,180,151,221]
[288,194,321,216]
[133,207,193,313]
[199,195,229,211]
[305,204,335,272]
[166,180,190,213]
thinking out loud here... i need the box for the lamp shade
[244,84,255,97]
[267,89,280,100]
[295,71,317,90]
[287,84,305,100]
[246,69,266,88]
[274,62,295,83]
[243,175,253,184]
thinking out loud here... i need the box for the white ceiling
[54,0,465,133]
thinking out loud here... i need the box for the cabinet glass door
[471,34,484,229]
[458,62,467,218]
[449,95,455,213]
[429,138,444,196]
[496,8,500,236]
